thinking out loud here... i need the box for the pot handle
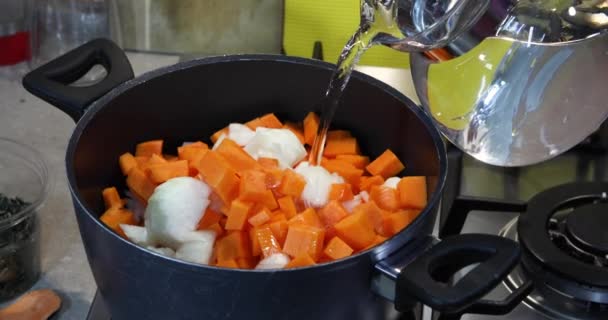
[22,38,134,122]
[375,234,521,315]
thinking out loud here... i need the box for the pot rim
[65,54,448,272]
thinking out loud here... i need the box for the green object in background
[283,0,410,68]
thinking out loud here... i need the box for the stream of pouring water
[308,0,403,165]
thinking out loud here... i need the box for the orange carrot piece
[119,153,138,175]
[216,138,260,172]
[146,160,189,184]
[366,149,405,178]
[359,175,385,192]
[318,200,349,228]
[268,220,289,247]
[283,122,305,144]
[322,159,363,187]
[255,225,282,258]
[258,157,279,169]
[270,211,287,222]
[328,183,354,201]
[283,224,325,261]
[324,137,360,157]
[303,112,320,145]
[178,143,209,162]
[194,151,240,204]
[382,210,418,237]
[323,236,354,260]
[250,227,261,256]
[248,208,272,227]
[370,185,400,211]
[333,210,375,251]
[134,156,149,168]
[225,199,253,231]
[336,155,370,169]
[285,253,316,268]
[327,130,352,140]
[277,196,298,219]
[197,208,223,230]
[397,176,428,210]
[246,113,283,129]
[102,187,123,209]
[216,231,251,261]
[216,259,239,268]
[211,127,228,144]
[289,208,323,229]
[260,190,278,210]
[239,170,268,202]
[278,170,307,198]
[135,140,163,157]
[126,168,157,201]
[354,201,384,236]
[100,208,136,237]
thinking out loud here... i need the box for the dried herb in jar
[0,193,39,302]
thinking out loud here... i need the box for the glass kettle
[396,0,608,166]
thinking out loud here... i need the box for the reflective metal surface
[500,218,608,320]
[410,0,608,167]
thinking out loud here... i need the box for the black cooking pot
[23,39,523,320]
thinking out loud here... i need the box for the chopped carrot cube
[370,185,400,211]
[334,210,375,251]
[255,225,282,258]
[135,140,163,157]
[323,236,354,260]
[289,208,323,229]
[268,220,288,246]
[216,138,260,172]
[216,259,239,268]
[283,224,325,261]
[248,208,272,227]
[323,137,360,157]
[239,170,268,201]
[327,130,352,140]
[101,208,136,237]
[194,151,240,204]
[197,208,223,230]
[322,159,363,187]
[283,122,305,144]
[258,157,279,169]
[366,149,405,178]
[328,183,354,201]
[126,169,157,201]
[336,155,370,169]
[246,113,283,129]
[397,177,428,210]
[359,175,385,192]
[277,196,298,219]
[102,187,123,209]
[303,112,320,146]
[146,160,189,184]
[225,199,253,231]
[383,210,419,236]
[318,200,349,228]
[119,153,138,175]
[278,170,306,198]
[216,231,251,261]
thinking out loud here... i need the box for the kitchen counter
[0,51,416,319]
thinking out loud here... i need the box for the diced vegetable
[283,224,325,261]
[397,176,428,209]
[135,140,163,157]
[119,153,138,175]
[323,237,354,260]
[303,112,320,146]
[102,111,429,270]
[102,187,123,209]
[333,209,375,251]
[366,149,405,178]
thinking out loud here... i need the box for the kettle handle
[23,38,134,122]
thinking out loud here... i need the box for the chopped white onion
[295,161,344,208]
[255,253,291,270]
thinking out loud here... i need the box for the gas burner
[498,182,608,319]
